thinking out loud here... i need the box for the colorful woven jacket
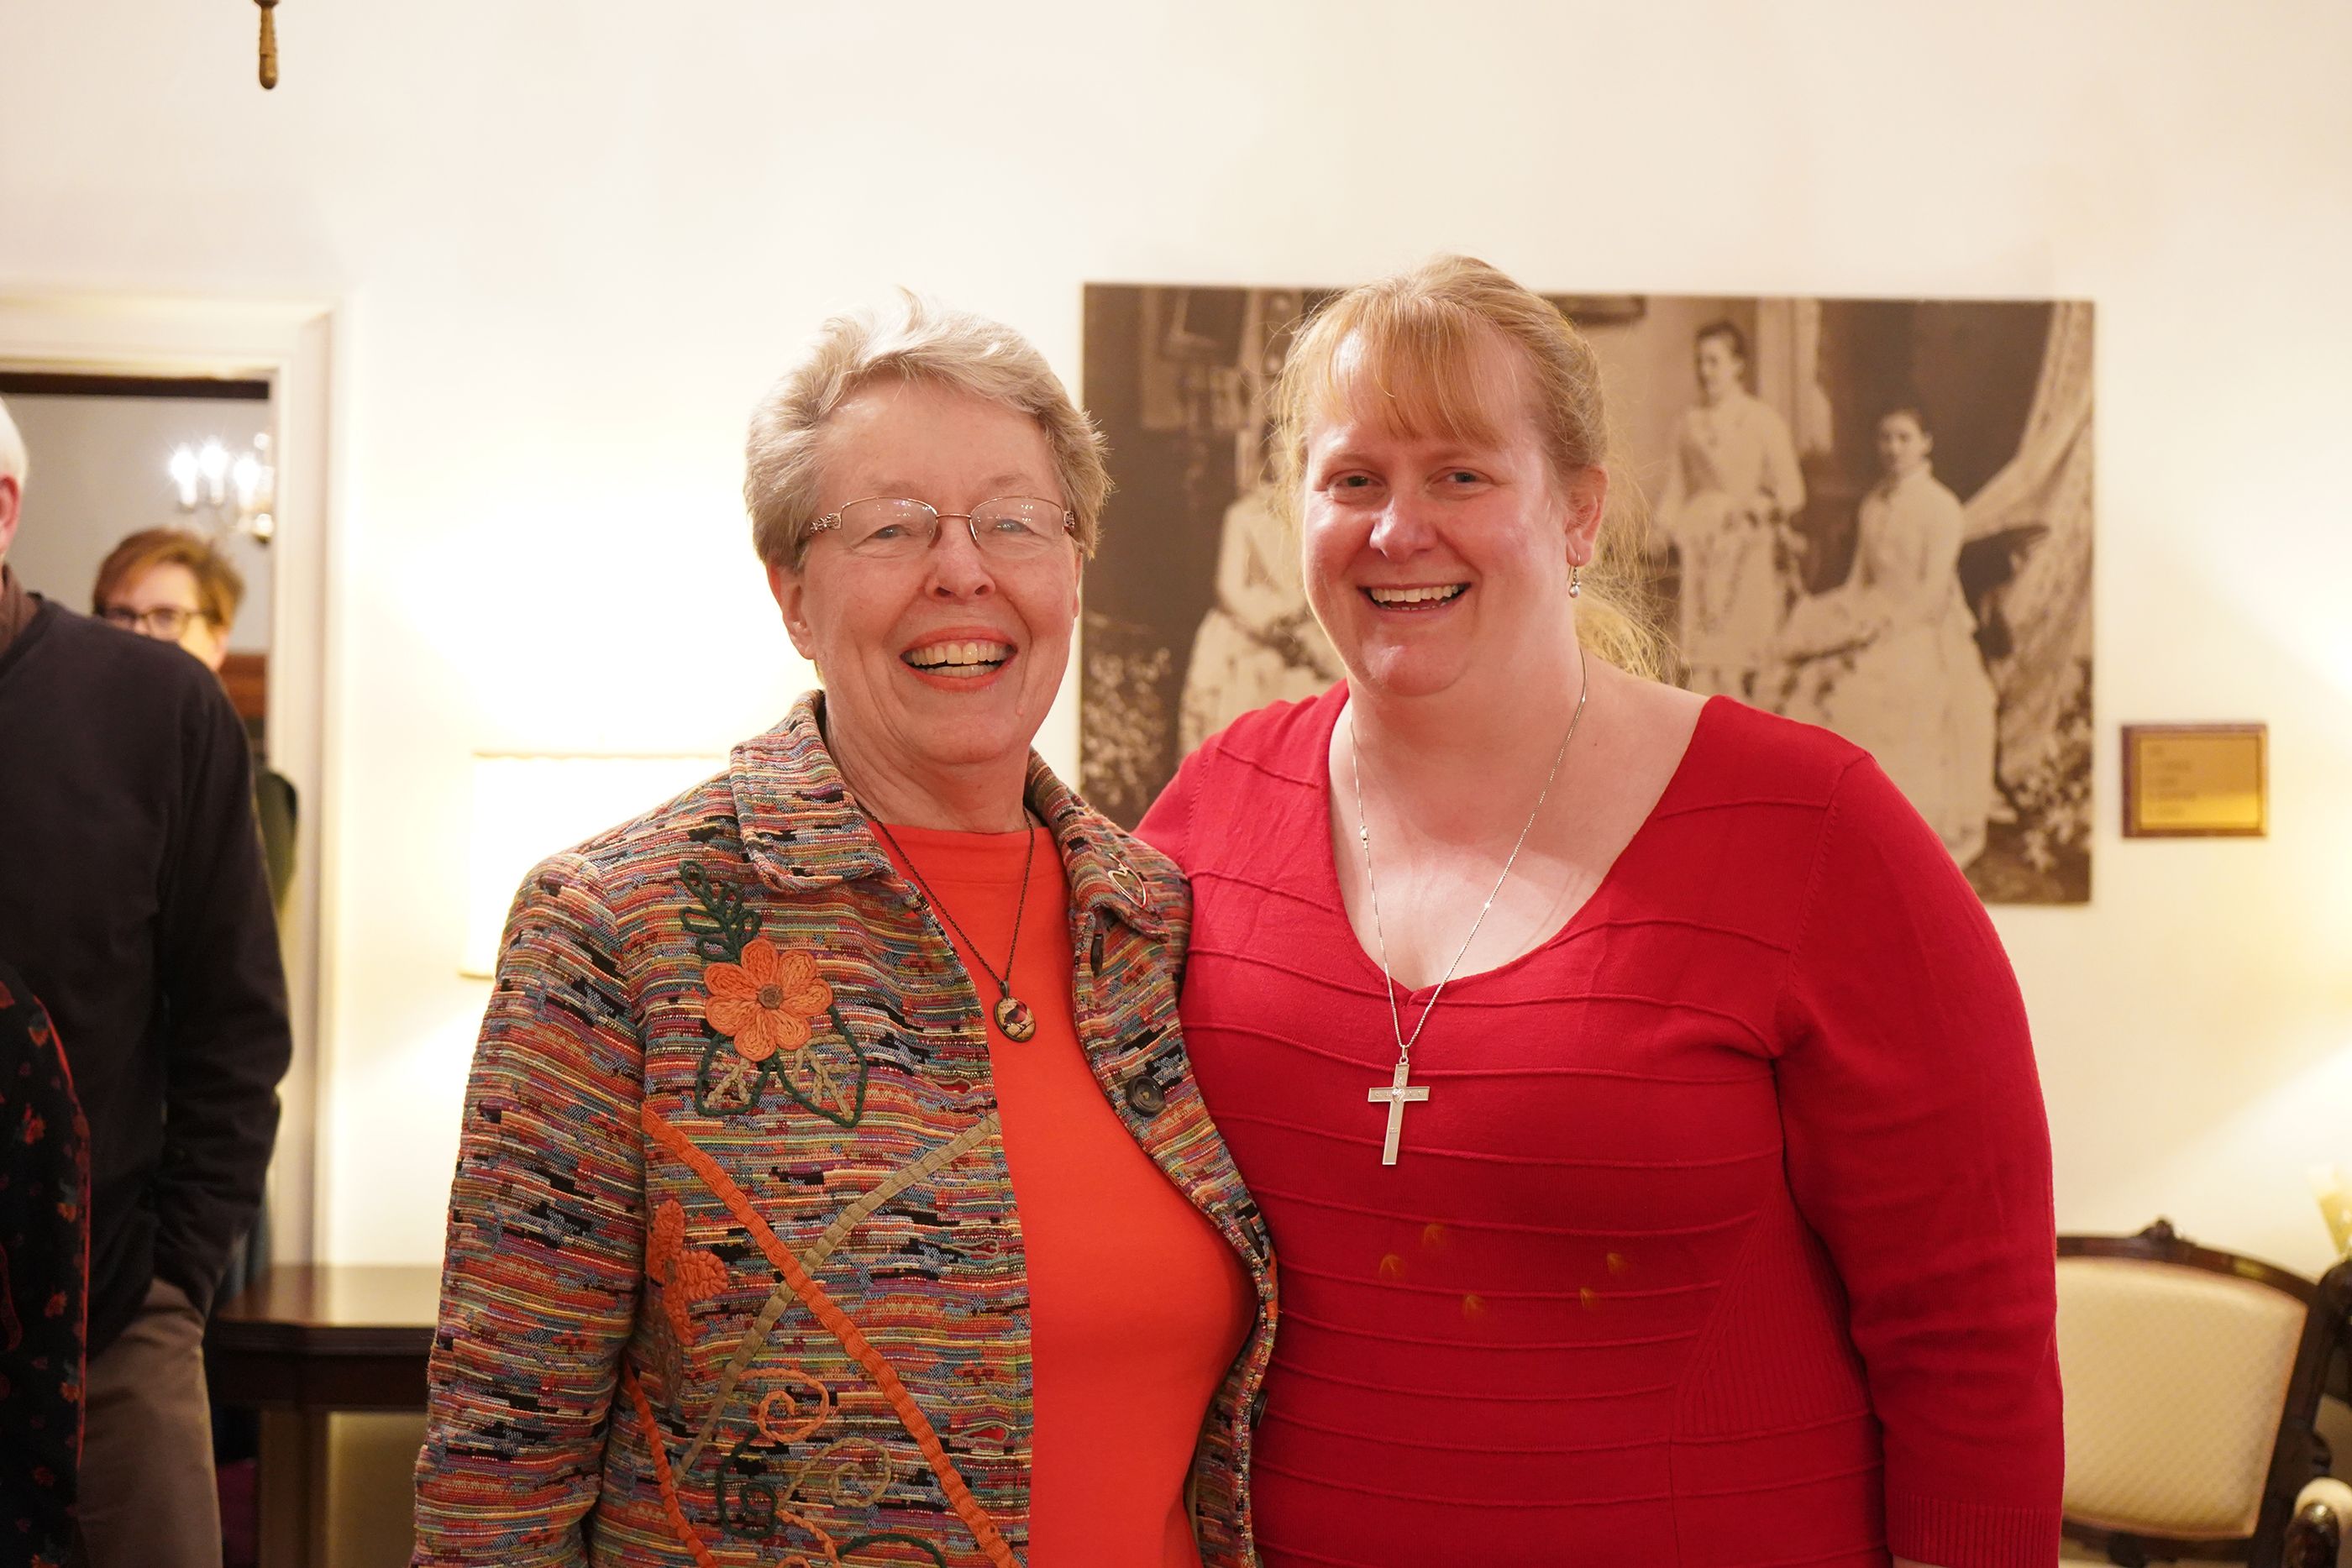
[413,695,1277,1568]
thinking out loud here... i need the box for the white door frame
[0,292,339,1263]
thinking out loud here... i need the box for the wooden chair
[2056,1219,2352,1567]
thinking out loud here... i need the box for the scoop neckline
[1307,686,1721,1002]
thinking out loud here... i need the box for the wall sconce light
[169,433,276,543]
[461,754,726,978]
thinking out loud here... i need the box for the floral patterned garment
[412,694,1278,1568]
[0,957,89,1568]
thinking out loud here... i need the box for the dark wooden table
[206,1265,441,1568]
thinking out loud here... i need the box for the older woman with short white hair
[414,298,1276,1568]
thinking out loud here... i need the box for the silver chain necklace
[1355,642,1590,1166]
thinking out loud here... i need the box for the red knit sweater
[1137,688,2061,1568]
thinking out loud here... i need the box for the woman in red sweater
[1136,257,2061,1567]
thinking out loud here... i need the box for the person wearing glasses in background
[413,297,1275,1568]
[0,403,291,1568]
[92,529,297,914]
[92,528,240,674]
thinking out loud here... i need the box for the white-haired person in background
[412,299,1276,1567]
[0,397,291,1568]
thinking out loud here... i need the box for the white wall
[3,0,2348,1275]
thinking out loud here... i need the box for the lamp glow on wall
[168,432,276,543]
[461,755,726,978]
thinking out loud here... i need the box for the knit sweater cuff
[1887,1491,2061,1568]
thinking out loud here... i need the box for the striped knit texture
[412,694,1278,1567]
[1137,687,2062,1568]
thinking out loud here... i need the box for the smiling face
[769,377,1080,810]
[1299,329,1604,704]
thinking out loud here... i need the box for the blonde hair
[93,528,245,627]
[1270,255,1672,680]
[744,293,1109,569]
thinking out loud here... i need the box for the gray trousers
[76,1276,222,1568]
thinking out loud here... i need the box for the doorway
[0,291,335,1270]
[2,370,281,752]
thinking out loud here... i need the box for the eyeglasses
[808,496,1077,563]
[101,605,211,639]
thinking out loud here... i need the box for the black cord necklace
[865,810,1039,1042]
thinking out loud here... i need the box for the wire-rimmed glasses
[808,496,1076,563]
[101,605,210,639]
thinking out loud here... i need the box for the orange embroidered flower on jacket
[701,939,832,1063]
[646,1198,729,1344]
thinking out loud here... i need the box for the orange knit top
[879,822,1253,1566]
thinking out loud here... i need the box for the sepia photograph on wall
[1080,284,2094,903]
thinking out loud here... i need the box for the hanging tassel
[257,0,280,90]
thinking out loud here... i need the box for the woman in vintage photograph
[1176,426,1345,753]
[1177,290,1344,753]
[1655,318,1807,700]
[1137,257,2061,1567]
[1777,403,2002,865]
[413,299,1275,1567]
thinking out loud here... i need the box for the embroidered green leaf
[769,1002,868,1129]
[695,1036,769,1116]
[680,863,764,963]
[692,1000,868,1130]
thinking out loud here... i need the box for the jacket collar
[1023,745,1170,939]
[730,692,1169,938]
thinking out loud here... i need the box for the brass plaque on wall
[2122,725,2266,836]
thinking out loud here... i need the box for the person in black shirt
[0,396,291,1568]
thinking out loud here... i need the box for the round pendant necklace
[1352,642,1589,1166]
[865,810,1040,1043]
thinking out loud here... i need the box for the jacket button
[1248,1387,1268,1427]
[1124,1073,1166,1116]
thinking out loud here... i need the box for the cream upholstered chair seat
[2055,1221,2352,1568]
[2058,1257,2307,1539]
[2056,1481,2352,1565]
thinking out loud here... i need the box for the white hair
[743,292,1108,569]
[0,396,24,490]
